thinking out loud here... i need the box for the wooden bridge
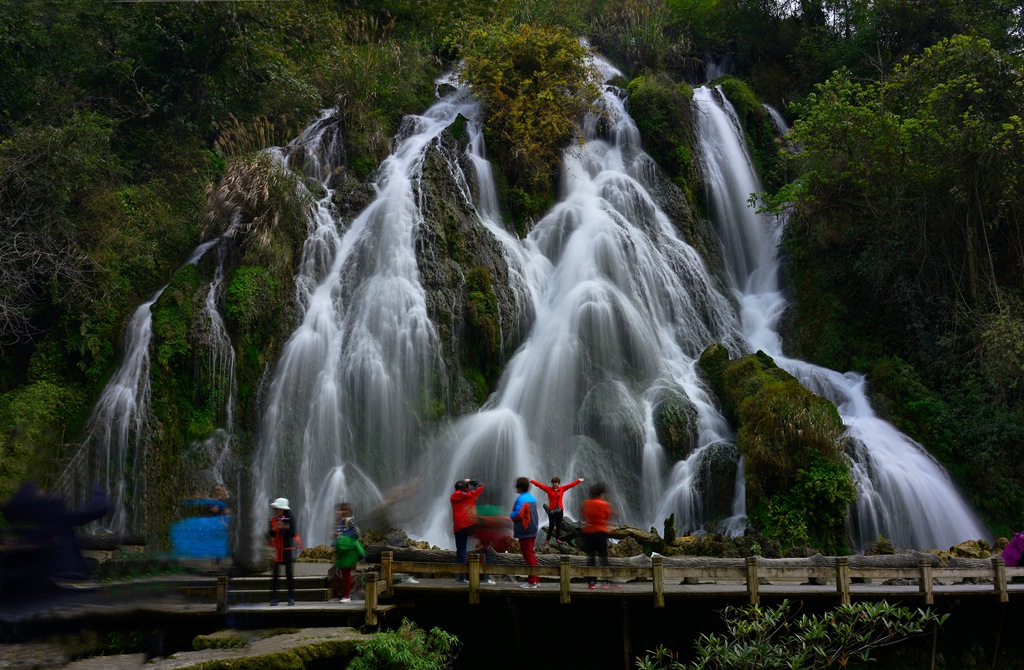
[221,550,1024,627]
[5,551,1023,668]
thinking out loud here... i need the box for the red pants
[519,536,539,584]
[330,566,353,598]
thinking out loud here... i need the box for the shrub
[636,599,947,669]
[346,619,460,670]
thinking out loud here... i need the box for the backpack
[1002,532,1024,567]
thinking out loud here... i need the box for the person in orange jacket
[530,476,584,544]
[450,478,484,583]
[581,483,612,589]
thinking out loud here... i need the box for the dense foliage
[455,20,601,225]
[766,34,1024,534]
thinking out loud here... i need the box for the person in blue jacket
[510,477,540,588]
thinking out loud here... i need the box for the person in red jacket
[450,478,483,583]
[268,497,301,605]
[530,475,584,545]
[581,483,612,589]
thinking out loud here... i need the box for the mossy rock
[193,631,251,651]
[712,350,845,500]
[652,386,698,462]
[159,627,369,669]
[627,73,698,188]
[698,347,854,553]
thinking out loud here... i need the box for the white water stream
[692,85,989,549]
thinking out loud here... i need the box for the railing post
[993,556,1008,603]
[918,559,934,605]
[364,571,379,627]
[382,551,394,597]
[835,557,850,606]
[745,556,759,605]
[468,553,481,604]
[216,574,228,612]
[652,555,665,608]
[559,555,571,605]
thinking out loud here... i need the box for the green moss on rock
[0,381,86,505]
[225,266,278,335]
[652,387,697,462]
[698,346,855,553]
[627,73,698,191]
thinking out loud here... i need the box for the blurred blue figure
[170,497,230,560]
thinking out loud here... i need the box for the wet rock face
[693,441,740,521]
[414,126,526,414]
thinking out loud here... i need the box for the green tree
[770,36,1024,367]
[455,20,601,220]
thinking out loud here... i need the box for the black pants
[545,509,564,541]
[583,532,609,584]
[272,555,294,600]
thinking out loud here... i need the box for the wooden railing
[374,551,1024,609]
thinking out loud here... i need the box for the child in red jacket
[530,476,584,544]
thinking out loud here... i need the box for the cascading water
[188,237,238,493]
[249,82,495,550]
[57,237,219,537]
[411,64,750,546]
[692,85,990,549]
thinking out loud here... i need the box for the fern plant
[347,619,460,670]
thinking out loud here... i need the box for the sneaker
[270,599,279,606]
[454,576,468,583]
[520,582,539,589]
[340,597,351,603]
[404,577,420,584]
[287,599,295,606]
[587,582,596,589]
[484,577,497,585]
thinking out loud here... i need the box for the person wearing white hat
[268,497,301,605]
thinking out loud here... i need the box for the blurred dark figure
[1,480,109,591]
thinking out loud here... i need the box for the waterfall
[249,81,490,550]
[65,56,989,554]
[188,237,238,495]
[57,237,220,537]
[693,85,990,550]
[411,63,749,547]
